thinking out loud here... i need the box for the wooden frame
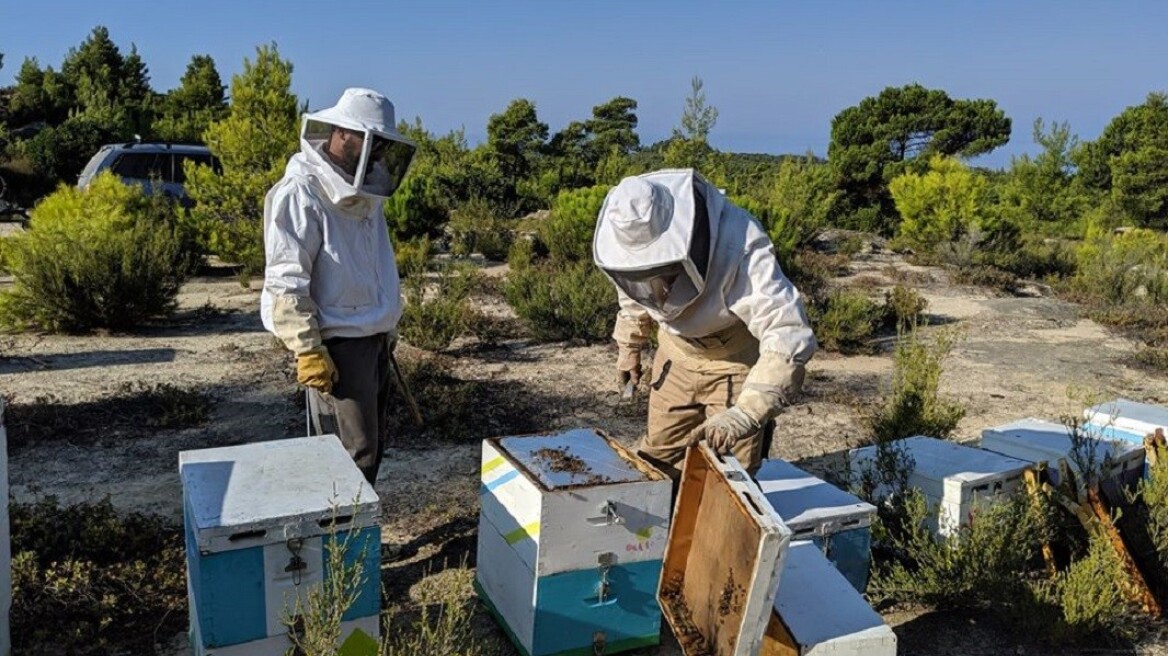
[660,443,792,655]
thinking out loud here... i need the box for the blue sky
[2,1,1165,168]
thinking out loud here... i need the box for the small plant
[380,567,497,656]
[399,263,479,352]
[869,326,965,443]
[1140,442,1168,569]
[811,289,884,353]
[882,284,928,331]
[395,235,433,278]
[0,173,198,333]
[10,496,187,655]
[285,508,376,656]
[1044,529,1141,641]
[504,259,616,343]
[540,185,609,264]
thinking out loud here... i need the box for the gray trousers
[308,333,392,485]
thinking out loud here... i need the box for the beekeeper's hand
[298,348,339,395]
[616,342,643,388]
[687,406,760,454]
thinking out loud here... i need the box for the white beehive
[476,428,672,656]
[180,435,381,656]
[850,436,1031,537]
[0,400,9,656]
[761,540,897,655]
[1086,399,1168,438]
[980,418,1145,489]
[660,443,794,656]
[755,458,877,592]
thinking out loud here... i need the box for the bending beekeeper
[261,87,416,485]
[594,169,816,478]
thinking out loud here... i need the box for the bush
[11,496,186,655]
[1043,530,1140,640]
[504,259,616,343]
[0,173,197,332]
[399,263,479,352]
[882,284,928,331]
[1141,443,1168,569]
[540,184,609,263]
[395,235,432,278]
[869,327,965,443]
[384,174,449,242]
[447,196,514,261]
[869,490,1041,608]
[811,290,884,353]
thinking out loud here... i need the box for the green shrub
[1141,444,1168,569]
[882,284,928,331]
[869,327,965,442]
[384,174,449,242]
[811,290,884,353]
[448,196,514,261]
[395,235,432,278]
[869,490,1041,608]
[540,184,609,263]
[504,259,616,343]
[0,173,197,332]
[11,496,186,655]
[1047,530,1140,640]
[399,263,479,352]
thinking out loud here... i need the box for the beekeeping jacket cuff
[271,294,323,356]
[735,351,806,424]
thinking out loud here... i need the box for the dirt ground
[4,242,1168,655]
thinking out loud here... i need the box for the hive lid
[755,458,876,531]
[498,428,651,490]
[179,435,379,553]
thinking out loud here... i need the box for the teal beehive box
[180,435,381,655]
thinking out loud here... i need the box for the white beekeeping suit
[260,87,416,485]
[593,169,817,477]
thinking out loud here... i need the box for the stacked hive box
[980,417,1145,494]
[180,435,381,656]
[0,401,9,656]
[476,429,672,656]
[850,436,1031,537]
[1085,398,1168,477]
[755,458,877,593]
[761,541,897,655]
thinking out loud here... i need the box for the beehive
[760,540,897,656]
[850,436,1031,537]
[980,417,1144,493]
[180,435,380,655]
[755,458,877,592]
[476,428,672,656]
[1085,398,1168,477]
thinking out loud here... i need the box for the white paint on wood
[850,436,1031,537]
[1086,399,1168,437]
[476,512,537,652]
[755,458,876,540]
[981,418,1145,486]
[179,435,379,554]
[537,479,672,576]
[262,536,324,637]
[775,541,896,656]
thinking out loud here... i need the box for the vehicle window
[110,153,166,180]
[172,153,216,184]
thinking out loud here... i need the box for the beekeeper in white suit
[261,87,416,485]
[594,169,817,478]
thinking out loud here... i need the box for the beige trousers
[637,323,766,479]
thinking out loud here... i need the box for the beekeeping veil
[300,87,416,201]
[593,170,714,321]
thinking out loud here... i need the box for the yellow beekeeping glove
[297,348,338,394]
